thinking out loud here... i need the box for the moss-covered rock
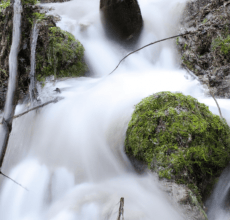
[36,26,87,82]
[125,91,230,202]
[0,0,87,111]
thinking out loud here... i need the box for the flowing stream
[1,0,230,219]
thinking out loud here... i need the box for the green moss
[125,92,230,201]
[184,43,187,50]
[0,68,7,77]
[202,18,207,24]
[21,0,37,5]
[27,12,46,24]
[183,59,194,71]
[0,0,10,12]
[176,37,179,45]
[36,27,87,81]
[212,35,230,55]
[33,12,45,21]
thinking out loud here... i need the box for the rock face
[125,91,230,218]
[129,157,207,220]
[178,0,230,98]
[100,0,143,45]
[0,0,87,111]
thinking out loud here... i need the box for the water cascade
[0,0,230,219]
[0,0,22,166]
[29,20,39,103]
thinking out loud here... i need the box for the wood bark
[117,197,124,220]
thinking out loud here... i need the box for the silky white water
[1,0,230,219]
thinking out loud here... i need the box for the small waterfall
[29,20,39,103]
[206,165,230,220]
[1,0,230,219]
[0,0,22,165]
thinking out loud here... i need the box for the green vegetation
[212,35,230,55]
[176,37,179,45]
[182,57,194,72]
[27,12,46,24]
[36,27,87,81]
[0,68,7,77]
[184,43,187,50]
[21,0,37,5]
[202,18,207,24]
[33,12,45,21]
[0,0,10,12]
[125,92,230,202]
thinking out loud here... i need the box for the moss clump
[36,27,87,81]
[21,0,37,5]
[27,12,46,24]
[212,35,230,55]
[0,0,10,12]
[125,92,230,201]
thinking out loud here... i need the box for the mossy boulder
[125,91,230,202]
[36,26,87,82]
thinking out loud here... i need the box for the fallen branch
[109,31,196,74]
[117,197,124,220]
[13,97,62,119]
[208,87,223,118]
[0,170,28,191]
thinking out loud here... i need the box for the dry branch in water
[0,97,62,190]
[117,197,124,220]
[109,31,224,120]
[0,171,28,191]
[109,31,196,74]
[13,97,62,119]
[208,87,223,118]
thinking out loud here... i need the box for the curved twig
[109,31,195,74]
[208,87,223,118]
[0,170,28,191]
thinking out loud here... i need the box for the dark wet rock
[0,4,13,111]
[100,0,143,45]
[54,88,61,93]
[178,0,230,98]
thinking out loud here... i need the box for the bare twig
[13,97,62,119]
[109,31,195,74]
[208,87,223,118]
[0,170,28,191]
[117,197,124,220]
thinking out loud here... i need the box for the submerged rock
[100,0,143,45]
[125,92,230,218]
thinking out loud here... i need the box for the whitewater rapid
[1,0,230,219]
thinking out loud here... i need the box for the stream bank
[0,0,87,111]
[178,0,230,98]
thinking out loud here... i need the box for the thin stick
[109,32,195,74]
[208,88,223,118]
[0,171,28,191]
[13,98,62,119]
[117,197,124,220]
